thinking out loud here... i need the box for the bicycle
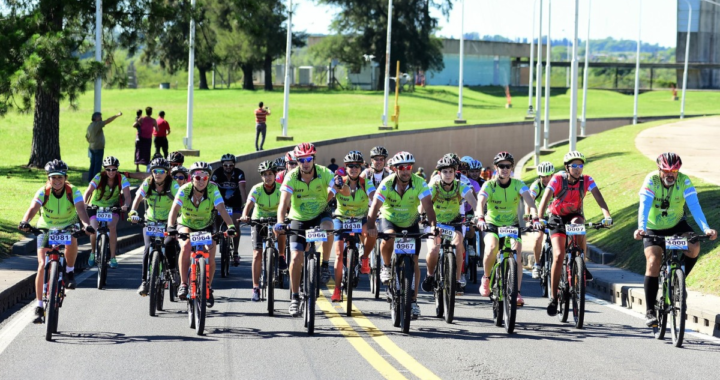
[547,222,611,329]
[645,233,710,347]
[88,205,122,289]
[178,230,225,336]
[434,220,474,324]
[369,238,383,300]
[215,209,235,279]
[246,218,281,316]
[333,217,364,317]
[377,230,434,334]
[538,228,553,298]
[136,219,179,317]
[464,226,483,285]
[28,225,85,341]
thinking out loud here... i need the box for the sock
[66,266,74,273]
[37,300,43,307]
[292,293,299,300]
[685,256,698,277]
[322,261,329,267]
[644,276,659,312]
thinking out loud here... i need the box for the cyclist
[476,152,542,307]
[274,156,286,172]
[168,161,236,307]
[275,151,298,184]
[171,166,189,187]
[84,156,131,268]
[361,146,393,189]
[458,156,481,260]
[421,156,478,296]
[129,157,181,296]
[633,152,717,326]
[274,143,336,316]
[168,151,185,168]
[464,159,485,260]
[537,151,613,316]
[367,151,437,319]
[240,160,283,302]
[19,160,95,323]
[211,153,247,266]
[527,162,555,279]
[330,151,377,302]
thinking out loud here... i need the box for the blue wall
[426,54,512,86]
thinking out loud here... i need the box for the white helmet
[536,162,555,176]
[563,151,586,165]
[391,151,415,166]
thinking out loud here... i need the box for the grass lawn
[520,119,720,296]
[1,85,719,255]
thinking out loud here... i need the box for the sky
[293,0,679,48]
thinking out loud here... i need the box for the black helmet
[443,153,460,168]
[493,151,515,166]
[168,151,185,165]
[150,157,170,170]
[274,157,286,170]
[370,146,388,158]
[103,156,120,167]
[45,159,68,176]
[258,160,277,173]
[220,153,235,163]
[344,150,364,163]
[436,156,456,170]
[189,161,212,175]
[171,166,189,176]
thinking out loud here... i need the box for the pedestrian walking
[86,111,122,180]
[154,110,171,158]
[254,102,270,151]
[134,106,156,171]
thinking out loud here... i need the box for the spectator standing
[254,102,270,151]
[86,111,122,180]
[154,110,171,158]
[134,106,156,171]
[327,158,339,173]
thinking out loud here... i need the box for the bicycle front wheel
[45,261,60,341]
[400,256,414,334]
[670,269,686,347]
[306,255,316,335]
[149,250,161,316]
[97,234,109,289]
[571,256,586,329]
[540,243,552,298]
[194,258,207,336]
[345,248,357,317]
[654,275,668,340]
[503,258,518,334]
[443,251,456,324]
[434,260,444,319]
[266,247,275,316]
[372,241,381,299]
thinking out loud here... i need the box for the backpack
[555,172,585,203]
[43,183,74,206]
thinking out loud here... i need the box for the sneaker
[479,276,490,297]
[177,283,188,300]
[251,287,260,302]
[321,265,331,284]
[411,302,421,319]
[109,257,118,269]
[233,254,240,267]
[207,288,215,308]
[137,281,149,297]
[278,256,288,271]
[532,264,541,279]
[32,306,44,324]
[65,271,76,289]
[421,276,435,292]
[360,257,371,274]
[547,298,558,316]
[456,282,464,296]
[459,274,467,288]
[645,310,658,327]
[88,253,96,267]
[517,293,525,307]
[289,299,300,317]
[331,286,342,302]
[380,266,392,284]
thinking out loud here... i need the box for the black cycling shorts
[643,220,695,249]
[548,213,584,237]
[289,210,333,252]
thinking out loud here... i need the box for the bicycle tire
[434,259,444,319]
[401,256,413,334]
[504,258,518,334]
[169,268,178,303]
[266,247,275,316]
[149,250,161,316]
[444,251,457,324]
[670,269,686,347]
[306,254,316,335]
[157,269,165,311]
[559,259,571,323]
[654,274,668,340]
[390,255,401,327]
[220,237,229,278]
[493,263,504,327]
[346,248,357,317]
[469,256,478,284]
[540,243,552,298]
[188,298,195,329]
[372,241,381,299]
[97,234,108,289]
[571,256,586,329]
[45,261,59,341]
[195,257,207,336]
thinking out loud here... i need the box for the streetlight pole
[456,0,466,123]
[632,0,642,125]
[568,0,580,151]
[382,0,393,128]
[527,0,538,117]
[580,0,591,136]
[281,0,293,139]
[543,0,552,148]
[533,0,544,166]
[680,0,692,119]
[185,0,196,150]
[94,0,102,113]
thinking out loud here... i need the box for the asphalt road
[1,231,719,380]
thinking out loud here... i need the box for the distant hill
[461,33,671,54]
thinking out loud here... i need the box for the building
[677,0,720,89]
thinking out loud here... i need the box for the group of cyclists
[19,143,716,330]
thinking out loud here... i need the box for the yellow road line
[316,292,407,380]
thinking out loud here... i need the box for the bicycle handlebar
[176,231,227,240]
[643,233,712,244]
[545,222,612,230]
[26,225,85,238]
[377,231,436,240]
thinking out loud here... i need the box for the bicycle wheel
[654,275,668,340]
[97,234,108,289]
[469,255,478,284]
[444,251,457,324]
[492,264,504,327]
[390,256,401,327]
[266,247,275,316]
[306,255,316,335]
[540,243,552,298]
[558,260,571,323]
[372,241,381,299]
[220,237,229,278]
[45,261,59,341]
[571,256,586,329]
[195,258,207,336]
[345,248,357,316]
[149,250,161,316]
[669,269,686,347]
[400,256,414,334]
[434,260,444,319]
[188,299,195,329]
[503,258,518,334]
[169,268,178,303]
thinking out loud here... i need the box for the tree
[1,1,149,168]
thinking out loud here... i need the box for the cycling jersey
[363,167,393,188]
[333,177,376,218]
[463,177,480,213]
[638,172,710,231]
[174,183,224,230]
[248,183,281,219]
[138,179,180,222]
[429,172,471,187]
[374,174,431,228]
[275,170,287,184]
[431,180,471,224]
[281,165,334,221]
[546,173,596,216]
[529,178,554,213]
[479,178,529,226]
[211,168,246,208]
[33,184,84,229]
[89,173,131,207]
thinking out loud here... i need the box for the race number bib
[342,221,362,233]
[226,207,233,216]
[306,230,328,242]
[498,226,519,239]
[97,212,113,222]
[565,224,586,236]
[145,224,166,237]
[190,232,213,247]
[437,224,455,241]
[394,238,416,255]
[48,232,72,245]
[665,237,688,251]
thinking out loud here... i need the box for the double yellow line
[316,281,440,380]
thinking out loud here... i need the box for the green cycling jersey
[430,179,471,224]
[174,182,224,230]
[638,172,710,231]
[479,178,529,226]
[374,173,431,228]
[139,179,180,222]
[334,177,376,218]
[280,165,334,221]
[33,184,85,229]
[88,172,131,207]
[248,182,281,219]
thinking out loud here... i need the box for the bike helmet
[392,151,415,166]
[285,151,297,163]
[370,146,389,158]
[460,156,474,165]
[171,166,189,176]
[150,157,170,170]
[436,156,456,170]
[45,159,68,176]
[469,159,483,170]
[536,162,555,176]
[220,153,235,164]
[168,151,185,165]
[294,142,316,158]
[103,156,120,167]
[189,161,213,175]
[344,150,364,163]
[443,153,460,167]
[656,152,682,171]
[493,151,515,166]
[258,160,277,173]
[274,157,286,170]
[563,151,586,165]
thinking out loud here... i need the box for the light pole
[543,0,552,149]
[381,0,393,128]
[527,0,538,117]
[566,33,570,88]
[280,0,293,139]
[94,0,102,113]
[456,0,466,123]
[580,0,591,136]
[632,0,642,125]
[184,0,196,150]
[568,0,580,151]
[533,0,544,166]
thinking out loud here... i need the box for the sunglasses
[193,175,209,181]
[568,164,584,169]
[173,176,187,181]
[497,164,512,170]
[105,168,118,172]
[661,169,679,174]
[297,157,313,164]
[371,157,385,161]
[152,169,167,175]
[396,164,413,171]
[346,164,361,169]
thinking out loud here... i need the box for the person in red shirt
[154,110,171,158]
[254,102,271,151]
[133,107,156,172]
